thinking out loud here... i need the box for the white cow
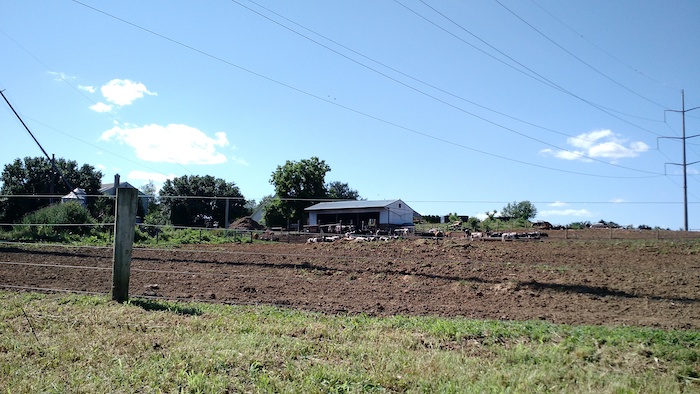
[501,232,517,241]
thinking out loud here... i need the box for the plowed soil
[1,238,699,330]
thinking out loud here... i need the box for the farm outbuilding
[305,199,419,232]
[100,174,149,217]
[61,188,87,208]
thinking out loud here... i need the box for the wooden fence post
[112,188,138,303]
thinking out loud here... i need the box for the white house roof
[305,199,404,211]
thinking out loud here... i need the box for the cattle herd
[306,228,548,243]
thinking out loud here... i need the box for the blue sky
[1,0,699,229]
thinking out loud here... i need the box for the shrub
[13,202,98,241]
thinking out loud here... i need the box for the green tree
[159,175,246,227]
[500,201,537,220]
[327,181,361,200]
[139,181,158,213]
[422,215,440,224]
[140,181,169,226]
[261,198,290,228]
[0,156,103,223]
[267,157,331,225]
[466,216,481,231]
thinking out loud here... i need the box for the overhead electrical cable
[415,0,697,179]
[493,0,669,110]
[0,90,74,191]
[238,0,682,167]
[70,0,663,179]
[233,0,663,175]
[407,0,666,138]
[227,0,660,173]
[235,0,621,155]
[665,174,700,202]
[528,0,680,93]
[0,27,194,178]
[510,0,700,193]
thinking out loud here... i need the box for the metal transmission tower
[662,90,700,231]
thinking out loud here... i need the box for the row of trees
[0,156,360,229]
[0,157,104,223]
[423,201,538,230]
[2,156,659,233]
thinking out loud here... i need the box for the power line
[68,0,664,179]
[233,0,666,171]
[405,0,666,138]
[493,0,668,109]
[228,0,644,170]
[528,0,679,93]
[0,90,74,192]
[0,27,194,178]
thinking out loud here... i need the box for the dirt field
[1,237,699,330]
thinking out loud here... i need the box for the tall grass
[1,291,698,393]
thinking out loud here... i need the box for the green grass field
[1,291,698,393]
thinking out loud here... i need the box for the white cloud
[48,71,74,81]
[89,102,113,113]
[539,148,591,162]
[610,198,625,203]
[539,209,593,217]
[100,123,229,165]
[230,155,249,166]
[549,201,568,207]
[100,79,156,106]
[540,129,648,162]
[79,85,96,93]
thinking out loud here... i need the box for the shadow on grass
[129,298,203,316]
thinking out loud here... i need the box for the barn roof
[305,199,404,211]
[99,181,146,196]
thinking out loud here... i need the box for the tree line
[0,156,360,229]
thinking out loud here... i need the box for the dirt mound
[228,217,265,230]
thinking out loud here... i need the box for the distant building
[100,174,149,216]
[305,199,419,231]
[61,188,87,208]
[250,200,268,225]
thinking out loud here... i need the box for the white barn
[305,199,418,231]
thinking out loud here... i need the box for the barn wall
[306,200,416,228]
[383,200,414,226]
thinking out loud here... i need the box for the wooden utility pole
[112,187,138,303]
[1,90,74,192]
